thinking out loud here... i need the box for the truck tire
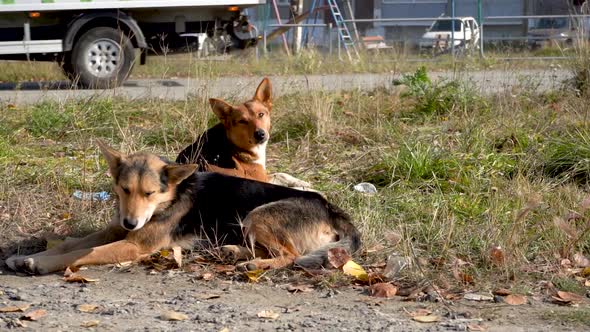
[70,27,135,89]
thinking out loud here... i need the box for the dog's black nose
[254,129,267,143]
[123,218,137,230]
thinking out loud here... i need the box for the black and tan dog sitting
[176,77,311,189]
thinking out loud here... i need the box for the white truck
[0,0,264,88]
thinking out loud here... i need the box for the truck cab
[0,1,263,88]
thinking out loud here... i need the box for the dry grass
[0,47,572,83]
[0,67,589,293]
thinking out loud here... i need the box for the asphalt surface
[0,69,571,105]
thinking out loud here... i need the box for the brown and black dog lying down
[176,77,311,189]
[5,141,360,274]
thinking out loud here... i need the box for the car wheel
[70,27,135,89]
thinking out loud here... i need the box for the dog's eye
[258,112,264,118]
[239,119,248,125]
[145,191,155,197]
[122,187,130,194]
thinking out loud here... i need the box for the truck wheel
[71,27,135,88]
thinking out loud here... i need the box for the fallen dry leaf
[286,284,314,293]
[552,291,586,304]
[257,310,279,320]
[412,315,441,323]
[464,293,494,302]
[405,308,432,317]
[342,260,369,282]
[64,267,98,283]
[573,252,590,268]
[218,328,230,332]
[585,279,590,287]
[0,304,31,313]
[504,294,527,305]
[493,288,512,296]
[160,310,189,321]
[327,247,351,269]
[368,283,398,298]
[81,320,100,328]
[64,273,99,283]
[21,309,47,321]
[78,304,100,313]
[583,267,590,277]
[214,265,237,273]
[245,269,265,283]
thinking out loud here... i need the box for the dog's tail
[294,202,361,269]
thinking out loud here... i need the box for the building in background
[250,0,587,49]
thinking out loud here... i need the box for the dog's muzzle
[254,129,268,143]
[122,218,139,231]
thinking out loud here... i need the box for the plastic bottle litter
[72,190,111,201]
[353,182,377,194]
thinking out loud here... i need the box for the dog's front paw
[22,257,52,275]
[5,255,24,271]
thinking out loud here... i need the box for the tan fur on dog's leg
[6,225,127,271]
[23,240,146,275]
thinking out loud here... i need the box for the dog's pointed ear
[253,77,272,107]
[209,98,233,120]
[165,164,198,185]
[97,139,124,177]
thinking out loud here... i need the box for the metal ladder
[327,0,359,61]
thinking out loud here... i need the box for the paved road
[0,69,570,105]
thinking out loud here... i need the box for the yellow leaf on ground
[81,320,100,328]
[582,267,590,277]
[257,310,280,320]
[0,304,31,313]
[77,304,99,313]
[160,310,188,321]
[342,260,369,282]
[412,315,441,323]
[504,294,527,305]
[245,269,265,283]
[160,249,170,257]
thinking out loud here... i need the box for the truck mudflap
[64,11,147,51]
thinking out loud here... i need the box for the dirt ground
[0,262,588,332]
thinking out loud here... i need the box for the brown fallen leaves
[504,294,527,306]
[64,267,99,283]
[0,303,31,313]
[368,283,398,298]
[78,304,100,313]
[21,309,47,321]
[552,291,587,305]
[328,247,351,268]
[406,309,441,323]
[81,320,100,328]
